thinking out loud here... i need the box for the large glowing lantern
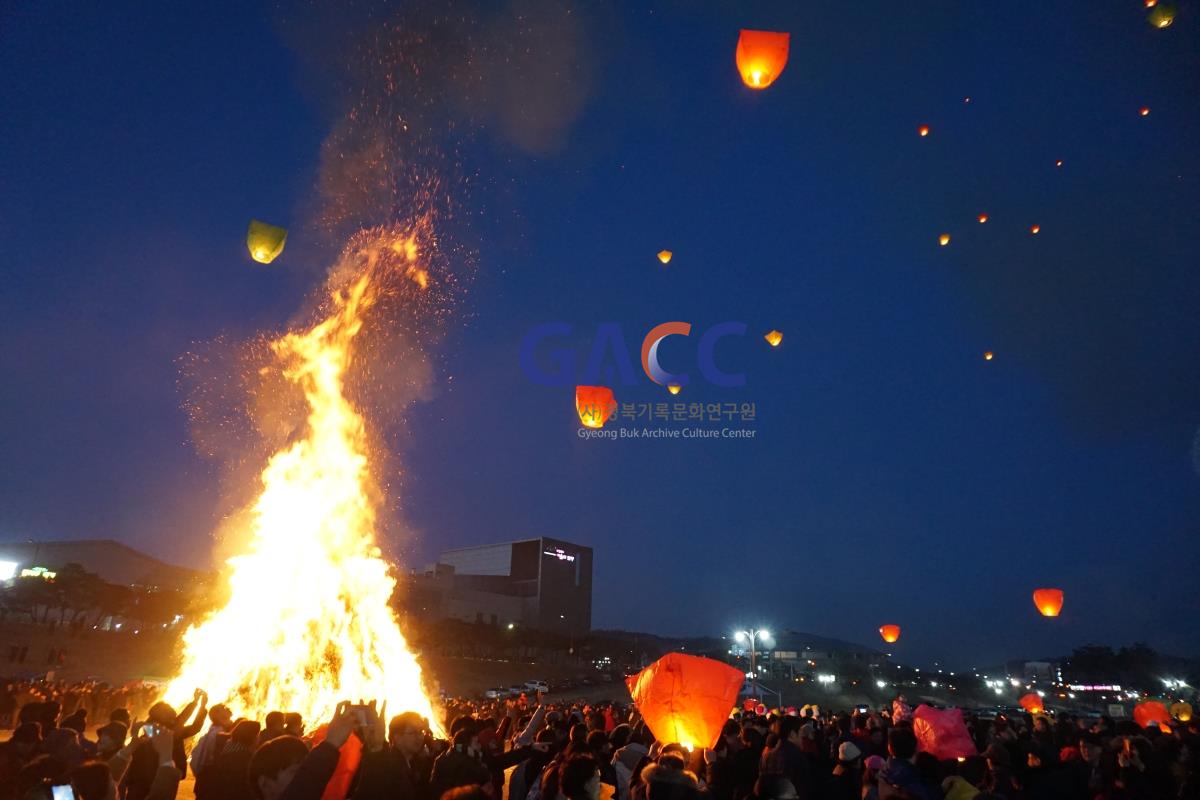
[625,653,745,750]
[1019,693,1045,714]
[576,385,616,429]
[1032,588,1063,617]
[912,705,977,761]
[879,624,901,644]
[1134,701,1172,730]
[1148,3,1176,27]
[247,219,288,264]
[1170,701,1193,722]
[736,30,790,90]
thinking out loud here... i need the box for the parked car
[484,687,508,699]
[525,680,550,693]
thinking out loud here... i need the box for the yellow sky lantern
[657,250,673,264]
[735,30,790,90]
[1148,4,1175,27]
[939,233,951,246]
[247,220,288,264]
[667,383,682,395]
[984,351,994,361]
[764,330,783,347]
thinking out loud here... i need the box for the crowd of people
[0,678,1198,800]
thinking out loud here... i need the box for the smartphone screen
[51,786,77,800]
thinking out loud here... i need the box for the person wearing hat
[827,741,861,800]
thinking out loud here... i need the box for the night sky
[3,1,1200,669]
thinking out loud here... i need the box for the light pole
[734,629,770,701]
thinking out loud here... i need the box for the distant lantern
[626,653,746,750]
[1032,588,1064,617]
[1030,225,1041,234]
[667,383,682,395]
[978,213,988,224]
[246,220,288,264]
[984,351,994,361]
[658,250,673,264]
[1140,107,1151,116]
[1055,159,1064,167]
[1146,0,1157,6]
[765,330,783,347]
[918,125,931,137]
[575,385,616,429]
[1148,3,1176,27]
[1019,693,1045,714]
[735,30,790,90]
[939,233,951,246]
[879,624,901,643]
[963,97,971,104]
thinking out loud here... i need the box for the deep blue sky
[3,1,1199,669]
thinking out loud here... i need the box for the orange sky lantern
[1171,701,1193,722]
[764,330,783,347]
[576,386,616,429]
[1134,701,1173,731]
[1032,588,1064,617]
[736,30,790,90]
[1140,107,1151,116]
[626,653,745,750]
[879,624,901,643]
[939,233,951,246]
[667,383,682,395]
[984,351,994,361]
[978,213,988,224]
[918,125,931,137]
[658,250,673,264]
[1019,693,1045,714]
[1030,224,1041,234]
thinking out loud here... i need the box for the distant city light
[0,561,17,581]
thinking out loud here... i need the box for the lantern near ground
[247,219,288,264]
[1134,701,1173,730]
[912,705,978,760]
[736,30,789,90]
[658,250,673,264]
[1019,693,1045,714]
[575,385,616,429]
[1032,588,1064,617]
[1170,701,1193,722]
[879,624,901,644]
[626,652,745,750]
[764,330,783,347]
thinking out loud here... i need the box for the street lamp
[734,629,771,700]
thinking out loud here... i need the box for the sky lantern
[1171,701,1193,722]
[764,330,783,347]
[1019,693,1045,714]
[879,624,901,643]
[918,125,931,137]
[939,233,951,246]
[1134,701,1172,731]
[984,351,994,361]
[1146,0,1157,6]
[1148,3,1176,27]
[1032,588,1064,617]
[978,213,988,224]
[667,383,682,395]
[575,385,616,429]
[1030,224,1041,235]
[1140,107,1151,116]
[912,706,978,761]
[1055,159,1064,167]
[626,652,745,750]
[735,30,790,90]
[658,250,673,264]
[247,220,288,264]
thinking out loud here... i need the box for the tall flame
[167,227,440,730]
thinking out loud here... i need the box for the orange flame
[167,228,439,732]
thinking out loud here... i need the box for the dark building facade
[431,537,593,634]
